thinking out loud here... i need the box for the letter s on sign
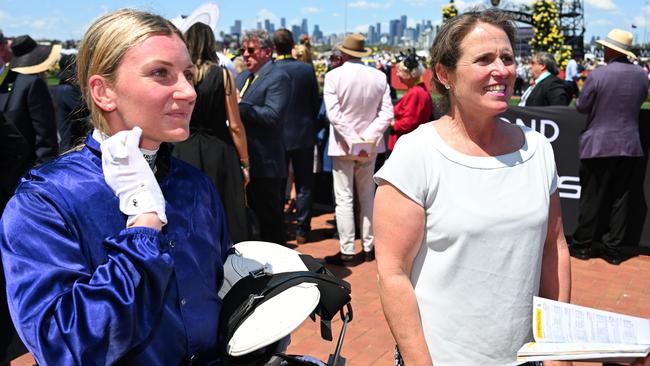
[558,176,580,199]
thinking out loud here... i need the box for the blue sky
[1,0,649,45]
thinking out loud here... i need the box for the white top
[323,59,394,156]
[565,58,579,81]
[374,122,558,366]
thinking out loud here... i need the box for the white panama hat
[219,241,321,357]
[171,2,220,33]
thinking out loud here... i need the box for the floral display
[442,0,458,24]
[529,0,571,68]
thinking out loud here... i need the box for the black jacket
[0,70,58,167]
[274,57,320,150]
[0,111,29,212]
[236,61,290,178]
[525,74,571,107]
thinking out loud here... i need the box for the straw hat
[9,35,61,74]
[596,28,635,58]
[337,34,371,58]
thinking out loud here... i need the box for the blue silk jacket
[0,135,231,365]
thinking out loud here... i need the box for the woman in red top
[388,51,434,151]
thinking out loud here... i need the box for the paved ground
[10,208,650,366]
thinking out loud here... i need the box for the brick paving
[10,208,650,366]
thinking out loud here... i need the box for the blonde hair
[396,61,424,81]
[292,44,313,64]
[76,9,184,134]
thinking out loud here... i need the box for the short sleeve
[374,127,429,207]
[541,136,558,195]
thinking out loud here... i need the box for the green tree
[442,0,458,24]
[529,0,571,68]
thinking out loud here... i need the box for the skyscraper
[230,20,242,35]
[389,19,399,45]
[291,25,302,43]
[368,25,376,44]
[404,28,415,43]
[264,19,274,33]
[301,18,309,37]
[312,25,323,43]
[281,17,286,28]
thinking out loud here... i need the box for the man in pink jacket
[323,34,393,266]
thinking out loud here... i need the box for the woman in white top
[373,9,571,366]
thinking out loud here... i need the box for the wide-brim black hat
[9,35,61,74]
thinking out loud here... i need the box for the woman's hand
[241,166,250,187]
[100,127,166,228]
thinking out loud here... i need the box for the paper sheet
[532,296,650,345]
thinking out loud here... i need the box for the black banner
[501,106,650,247]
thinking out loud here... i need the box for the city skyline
[1,0,650,45]
[234,14,434,47]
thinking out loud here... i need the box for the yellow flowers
[313,60,328,80]
[442,2,458,23]
[529,0,571,67]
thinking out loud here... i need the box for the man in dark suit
[236,29,290,245]
[272,29,320,244]
[1,34,59,168]
[569,28,649,265]
[519,52,570,107]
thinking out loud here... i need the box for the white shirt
[375,122,558,365]
[323,59,394,156]
[565,59,579,81]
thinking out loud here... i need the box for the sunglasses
[240,47,257,55]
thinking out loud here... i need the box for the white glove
[100,127,167,227]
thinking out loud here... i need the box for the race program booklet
[516,296,650,363]
[349,140,375,157]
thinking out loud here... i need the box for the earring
[444,84,450,90]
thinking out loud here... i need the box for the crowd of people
[1,7,650,366]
